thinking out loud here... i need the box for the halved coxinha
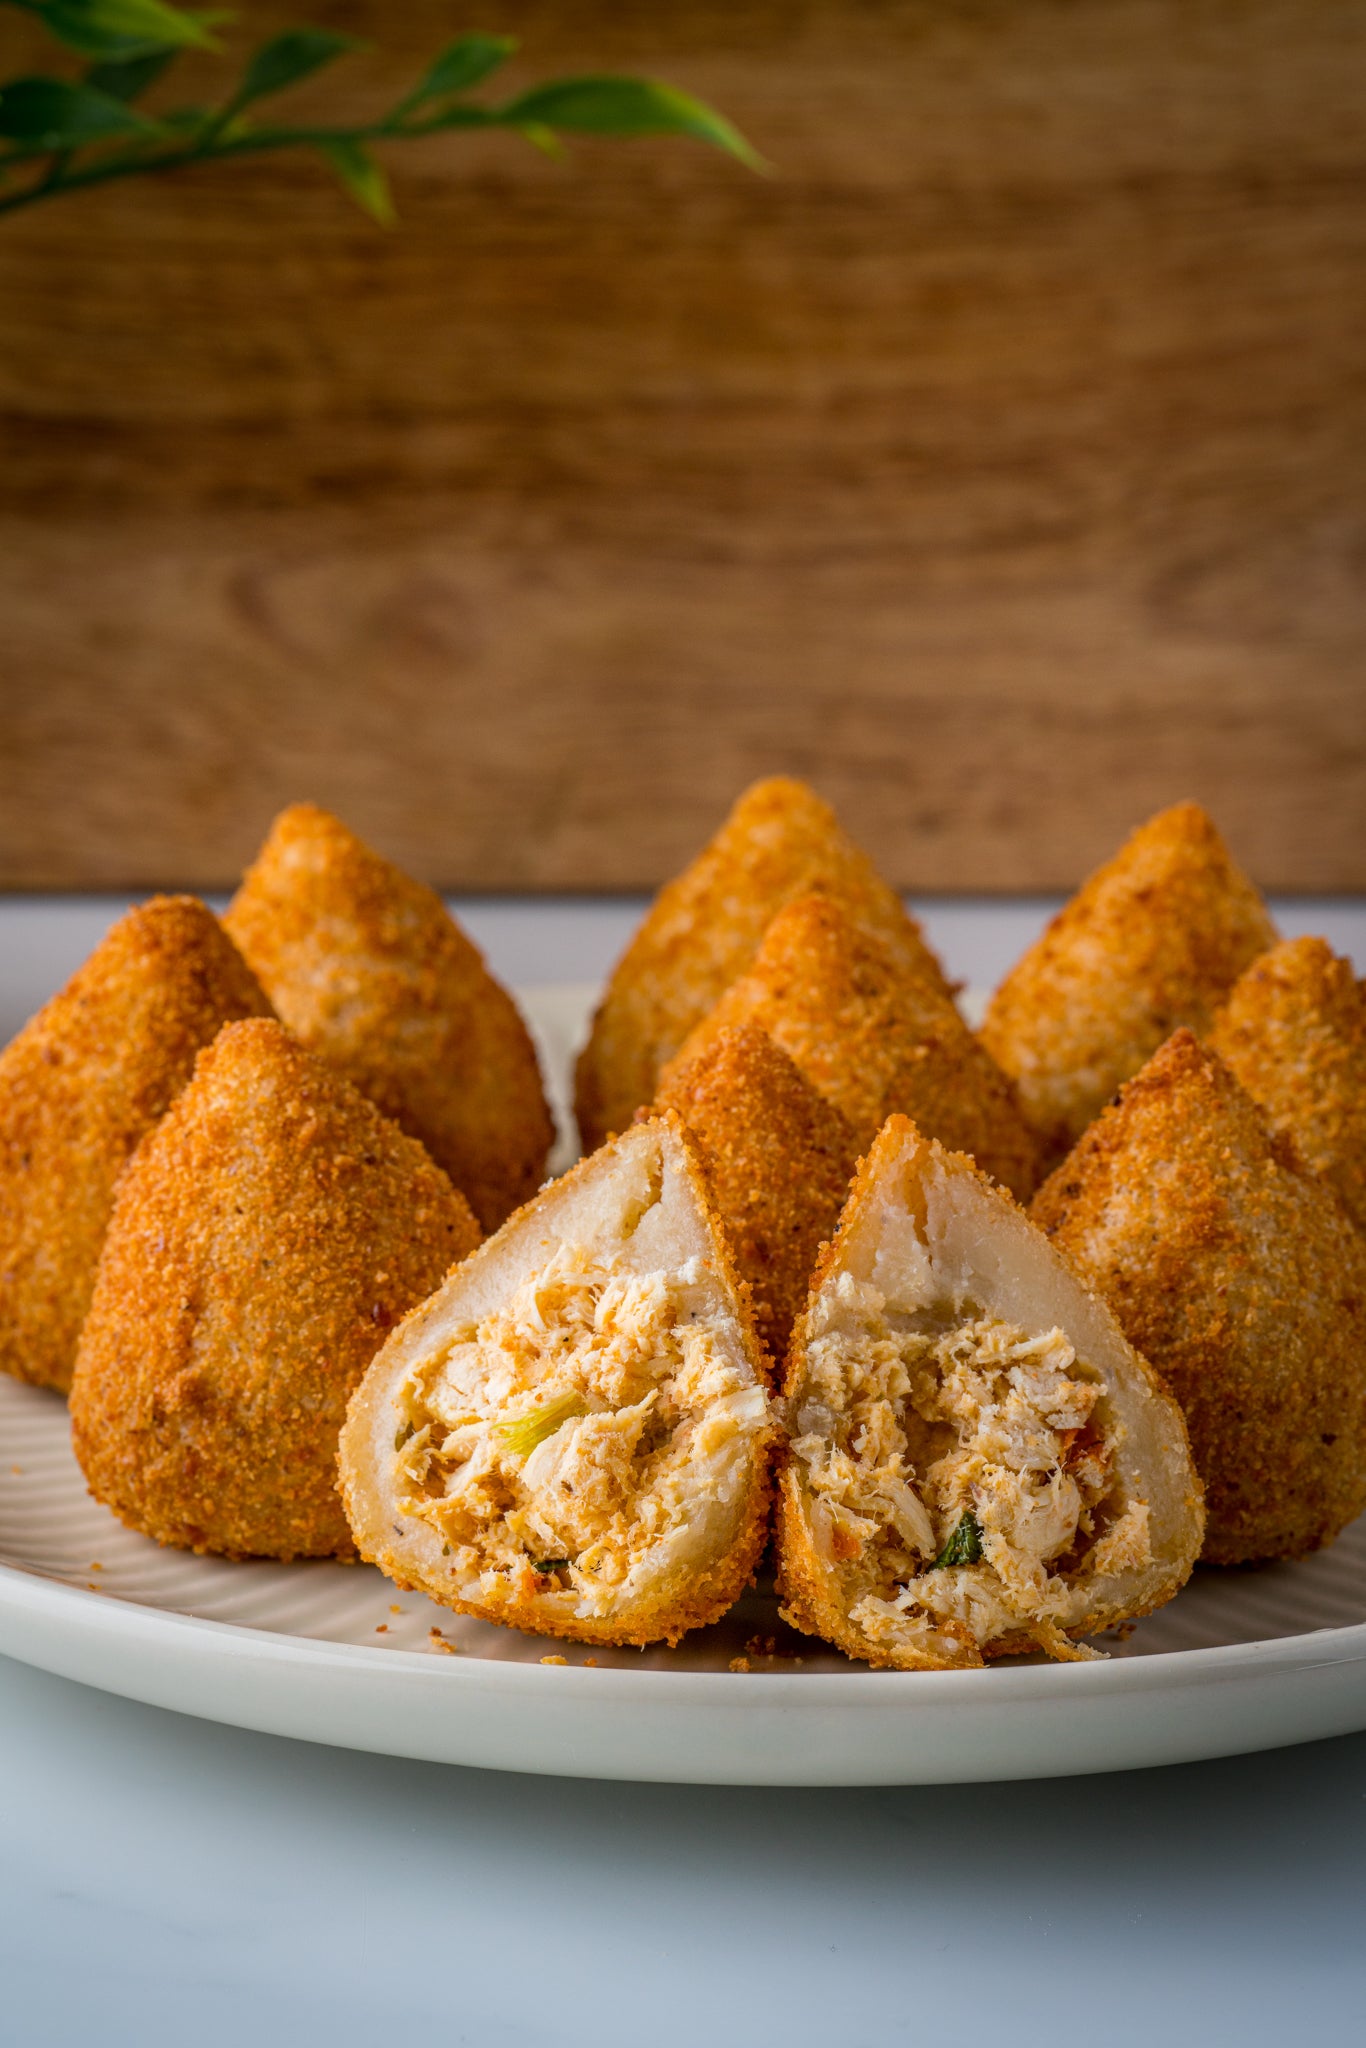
[339,1114,778,1648]
[776,1118,1205,1668]
[342,1108,1202,1664]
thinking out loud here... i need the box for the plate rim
[6,1554,1366,1703]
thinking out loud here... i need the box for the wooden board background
[2,0,1364,892]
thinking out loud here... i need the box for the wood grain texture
[2,0,1364,891]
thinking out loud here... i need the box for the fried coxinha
[227,803,552,1233]
[1033,1030,1366,1565]
[574,776,955,1150]
[777,1119,1203,1669]
[0,896,270,1393]
[665,890,1041,1200]
[70,1020,480,1560]
[651,1023,860,1371]
[340,1115,778,1649]
[980,801,1277,1161]
[1210,936,1366,1237]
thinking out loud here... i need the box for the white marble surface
[2,896,1365,2044]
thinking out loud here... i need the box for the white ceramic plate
[3,984,1366,1785]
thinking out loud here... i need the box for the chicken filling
[791,1275,1151,1660]
[392,1244,768,1621]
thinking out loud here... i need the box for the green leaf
[394,32,515,114]
[319,137,393,227]
[229,28,361,112]
[0,74,160,146]
[26,0,225,59]
[516,119,563,160]
[496,75,765,171]
[85,45,176,102]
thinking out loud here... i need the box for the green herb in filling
[933,1508,983,1568]
[495,1391,589,1459]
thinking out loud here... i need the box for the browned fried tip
[573,775,952,1150]
[980,801,1277,1160]
[69,1018,480,1560]
[225,802,552,1233]
[651,1023,860,1372]
[1031,1029,1366,1565]
[666,892,1040,1200]
[0,896,271,1393]
[1209,936,1366,1236]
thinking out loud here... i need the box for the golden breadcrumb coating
[225,803,552,1232]
[574,776,953,1150]
[1032,1029,1366,1565]
[69,1019,480,1560]
[651,1024,860,1370]
[980,801,1277,1160]
[665,892,1041,1200]
[1209,936,1366,1235]
[0,896,271,1394]
[776,1118,1202,1670]
[339,1114,778,1649]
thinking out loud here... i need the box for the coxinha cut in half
[776,1119,1204,1668]
[340,1114,778,1648]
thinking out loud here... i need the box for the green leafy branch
[0,0,765,222]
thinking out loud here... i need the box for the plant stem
[0,109,495,217]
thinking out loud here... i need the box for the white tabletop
[3,896,1365,2046]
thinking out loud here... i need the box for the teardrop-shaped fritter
[0,896,271,1394]
[980,802,1277,1160]
[651,1023,860,1370]
[339,1114,778,1649]
[225,803,552,1232]
[574,776,952,1150]
[1209,936,1366,1235]
[69,1019,481,1559]
[666,892,1041,1200]
[1032,1030,1366,1564]
[777,1117,1202,1670]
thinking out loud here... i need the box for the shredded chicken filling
[792,1276,1151,1657]
[392,1244,767,1620]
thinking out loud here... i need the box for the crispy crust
[573,776,953,1150]
[226,803,552,1232]
[651,1024,860,1371]
[1032,1029,1366,1564]
[980,801,1277,1159]
[69,1019,480,1560]
[1209,936,1366,1236]
[775,1117,1203,1669]
[338,1114,779,1648]
[667,893,1041,1200]
[0,896,271,1394]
